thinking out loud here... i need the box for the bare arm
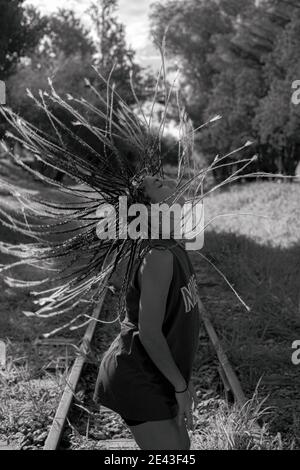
[138,248,186,392]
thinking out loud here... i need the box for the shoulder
[139,247,173,282]
[142,247,173,269]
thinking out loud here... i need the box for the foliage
[150,0,300,176]
[87,0,152,103]
[3,0,155,139]
[43,9,96,59]
[253,9,300,175]
[0,0,46,79]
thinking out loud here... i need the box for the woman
[0,72,201,449]
[93,175,201,450]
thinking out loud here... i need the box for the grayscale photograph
[0,0,299,454]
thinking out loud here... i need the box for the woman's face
[140,176,186,239]
[142,176,185,206]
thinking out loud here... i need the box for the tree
[150,0,300,177]
[150,0,234,126]
[42,9,96,59]
[5,1,156,181]
[6,8,97,127]
[43,8,96,57]
[88,0,147,103]
[4,7,99,182]
[253,9,300,175]
[0,0,46,79]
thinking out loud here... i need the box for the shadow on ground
[192,229,300,440]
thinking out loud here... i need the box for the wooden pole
[0,340,6,369]
[44,294,106,450]
[197,294,247,407]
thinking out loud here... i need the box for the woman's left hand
[175,389,194,430]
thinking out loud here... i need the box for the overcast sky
[25,0,161,69]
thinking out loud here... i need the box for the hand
[175,389,194,431]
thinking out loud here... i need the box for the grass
[190,180,300,449]
[192,389,285,450]
[0,179,299,449]
[0,360,63,449]
[203,180,300,248]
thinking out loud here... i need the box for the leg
[177,418,191,450]
[127,416,190,450]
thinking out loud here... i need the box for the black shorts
[122,417,147,426]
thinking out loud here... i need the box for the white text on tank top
[180,274,198,313]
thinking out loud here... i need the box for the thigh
[128,416,190,450]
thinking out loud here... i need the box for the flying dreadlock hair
[0,56,262,335]
[0,57,195,329]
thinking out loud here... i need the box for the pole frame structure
[44,294,106,450]
[197,294,247,407]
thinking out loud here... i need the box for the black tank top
[93,240,200,421]
[121,240,200,382]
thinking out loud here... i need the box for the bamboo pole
[44,294,106,450]
[197,294,247,407]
